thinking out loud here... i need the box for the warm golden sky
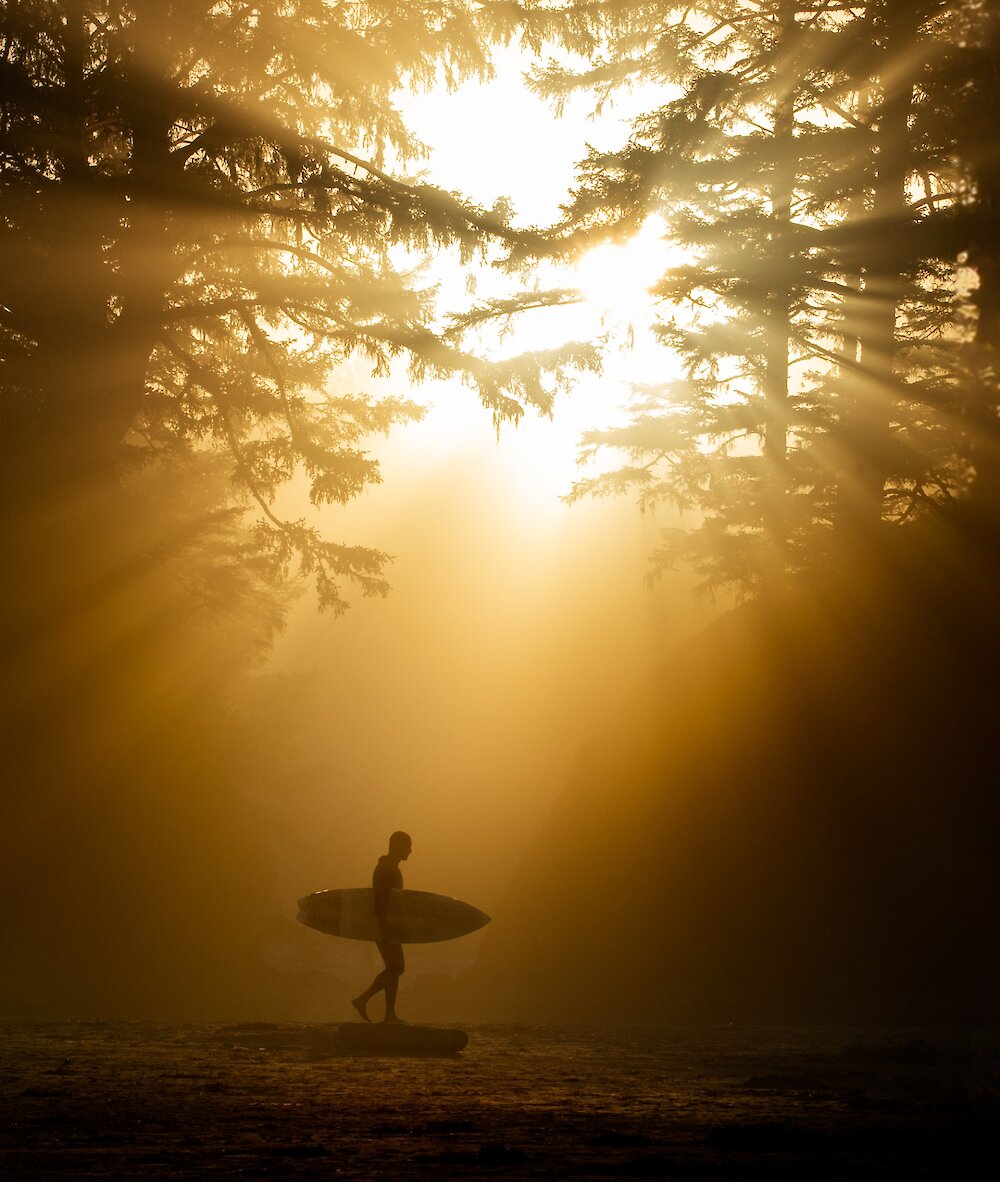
[396,45,681,498]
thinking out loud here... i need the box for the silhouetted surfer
[351,831,411,1023]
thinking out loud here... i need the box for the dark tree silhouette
[915,0,1000,523]
[0,1,594,612]
[493,0,999,594]
[0,1,599,1018]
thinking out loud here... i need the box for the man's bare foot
[351,996,370,1022]
[382,1014,407,1025]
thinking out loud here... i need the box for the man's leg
[380,942,405,1023]
[353,941,404,1021]
[351,969,390,1022]
[383,971,402,1022]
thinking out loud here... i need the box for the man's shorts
[376,940,405,974]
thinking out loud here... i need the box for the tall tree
[916,0,1000,532]
[0,1,594,615]
[0,1,602,1016]
[493,0,995,594]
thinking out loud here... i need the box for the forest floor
[1,1020,997,1178]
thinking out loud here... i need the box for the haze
[258,56,717,990]
[2,2,996,1031]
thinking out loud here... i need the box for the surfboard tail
[297,891,342,935]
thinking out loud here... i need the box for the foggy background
[207,58,721,1004]
[259,396,719,994]
[3,4,997,1028]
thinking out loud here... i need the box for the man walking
[351,831,411,1023]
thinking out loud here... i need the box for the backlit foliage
[491,0,1000,593]
[0,1,596,612]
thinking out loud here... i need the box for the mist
[5,8,1000,1179]
[1,28,721,1021]
[228,394,721,1017]
[2,0,998,1036]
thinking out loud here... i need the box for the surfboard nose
[468,906,491,933]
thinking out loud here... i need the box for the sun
[571,218,680,326]
[392,61,687,503]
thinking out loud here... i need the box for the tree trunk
[760,2,797,589]
[0,3,178,667]
[2,3,172,492]
[842,1,914,530]
[965,6,1000,533]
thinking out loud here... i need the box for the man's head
[388,830,412,861]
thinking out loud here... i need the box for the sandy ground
[2,1020,997,1178]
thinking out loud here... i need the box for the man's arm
[373,860,392,942]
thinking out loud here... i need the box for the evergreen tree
[493,0,996,593]
[0,2,604,1015]
[915,0,1000,526]
[0,1,594,614]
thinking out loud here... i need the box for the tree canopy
[494,0,1000,594]
[0,1,606,1017]
[0,0,597,614]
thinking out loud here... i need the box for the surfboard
[338,1022,468,1056]
[297,888,490,944]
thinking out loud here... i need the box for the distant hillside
[459,533,1000,1024]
